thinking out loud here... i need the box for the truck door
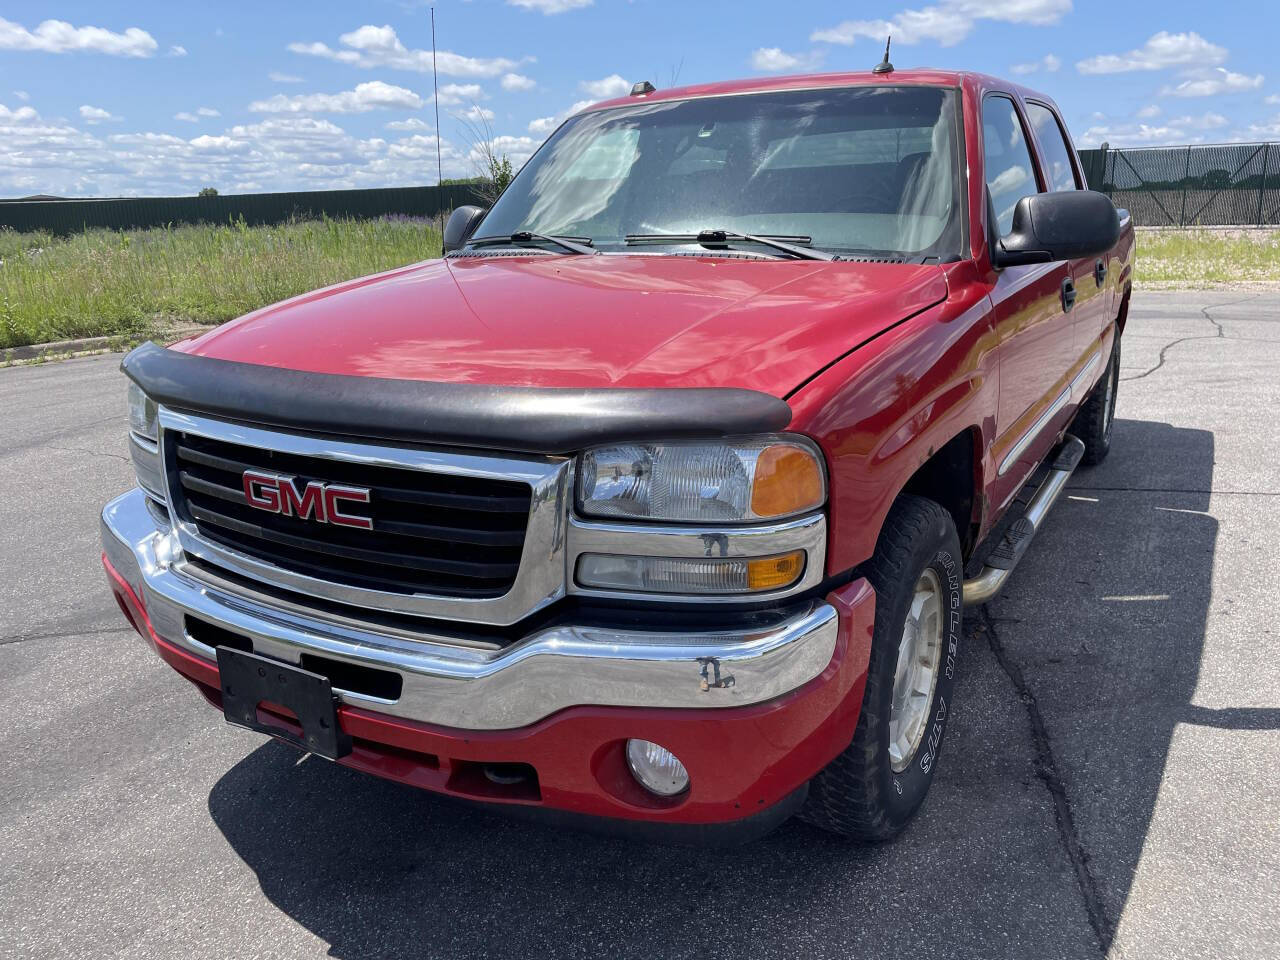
[982,94,1077,511]
[1024,101,1110,381]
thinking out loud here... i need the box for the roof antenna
[873,35,894,74]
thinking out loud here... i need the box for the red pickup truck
[103,67,1132,842]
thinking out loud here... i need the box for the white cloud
[175,107,221,123]
[0,112,478,197]
[189,134,248,152]
[1076,31,1227,75]
[1077,122,1192,147]
[471,134,538,167]
[1267,94,1280,105]
[13,90,29,101]
[1169,111,1229,129]
[249,80,424,114]
[1161,68,1263,98]
[1076,110,1228,147]
[812,0,1069,49]
[580,74,631,99]
[1010,53,1061,75]
[385,117,433,131]
[750,47,824,72]
[506,0,592,11]
[269,71,304,84]
[167,45,187,57]
[288,25,524,78]
[437,82,486,105]
[1136,104,1162,119]
[1242,115,1280,139]
[528,115,559,135]
[0,103,38,122]
[79,104,120,124]
[0,16,158,57]
[501,72,536,91]
[457,104,496,123]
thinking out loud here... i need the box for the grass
[1134,228,1280,287]
[0,217,441,349]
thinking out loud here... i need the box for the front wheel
[801,495,963,841]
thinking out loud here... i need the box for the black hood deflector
[121,342,793,454]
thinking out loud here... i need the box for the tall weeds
[0,217,441,348]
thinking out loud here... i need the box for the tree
[458,109,515,206]
[198,186,218,197]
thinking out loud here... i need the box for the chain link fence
[0,183,483,234]
[1079,142,1280,228]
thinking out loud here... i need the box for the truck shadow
[206,418,1255,960]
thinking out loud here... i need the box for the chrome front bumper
[102,488,839,731]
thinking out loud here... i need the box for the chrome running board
[963,435,1086,606]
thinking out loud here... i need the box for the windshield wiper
[469,232,598,256]
[624,230,838,262]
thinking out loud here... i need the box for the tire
[1074,333,1120,466]
[801,494,963,841]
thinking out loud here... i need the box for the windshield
[477,85,963,260]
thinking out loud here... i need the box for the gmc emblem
[242,470,373,531]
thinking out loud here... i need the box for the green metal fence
[1079,142,1280,227]
[0,184,483,234]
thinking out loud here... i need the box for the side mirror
[994,190,1120,267]
[443,205,488,253]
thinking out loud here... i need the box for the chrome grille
[168,431,533,599]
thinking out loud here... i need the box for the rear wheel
[801,495,963,841]
[1075,334,1121,466]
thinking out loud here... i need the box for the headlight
[577,437,825,523]
[126,382,165,502]
[127,381,158,443]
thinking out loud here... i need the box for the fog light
[625,739,690,797]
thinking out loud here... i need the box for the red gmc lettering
[280,479,327,521]
[242,470,283,513]
[324,485,373,530]
[241,470,372,530]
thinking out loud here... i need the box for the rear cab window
[1025,102,1080,193]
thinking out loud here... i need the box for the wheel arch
[898,426,984,559]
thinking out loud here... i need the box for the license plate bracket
[216,647,351,760]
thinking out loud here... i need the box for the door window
[982,96,1041,236]
[1025,102,1080,193]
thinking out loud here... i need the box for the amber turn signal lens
[750,445,825,519]
[746,551,805,591]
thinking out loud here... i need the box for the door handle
[1061,276,1077,313]
[1094,259,1107,288]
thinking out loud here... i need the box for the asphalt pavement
[1,291,1277,960]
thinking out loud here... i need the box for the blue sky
[1,0,1275,197]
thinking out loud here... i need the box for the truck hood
[179,254,948,397]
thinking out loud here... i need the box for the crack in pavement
[1121,295,1256,382]
[0,625,133,647]
[977,606,1116,955]
[1068,485,1280,497]
[44,444,130,464]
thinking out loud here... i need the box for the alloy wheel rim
[888,567,944,773]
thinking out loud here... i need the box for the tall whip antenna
[431,7,444,235]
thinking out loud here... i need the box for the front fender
[787,283,998,575]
